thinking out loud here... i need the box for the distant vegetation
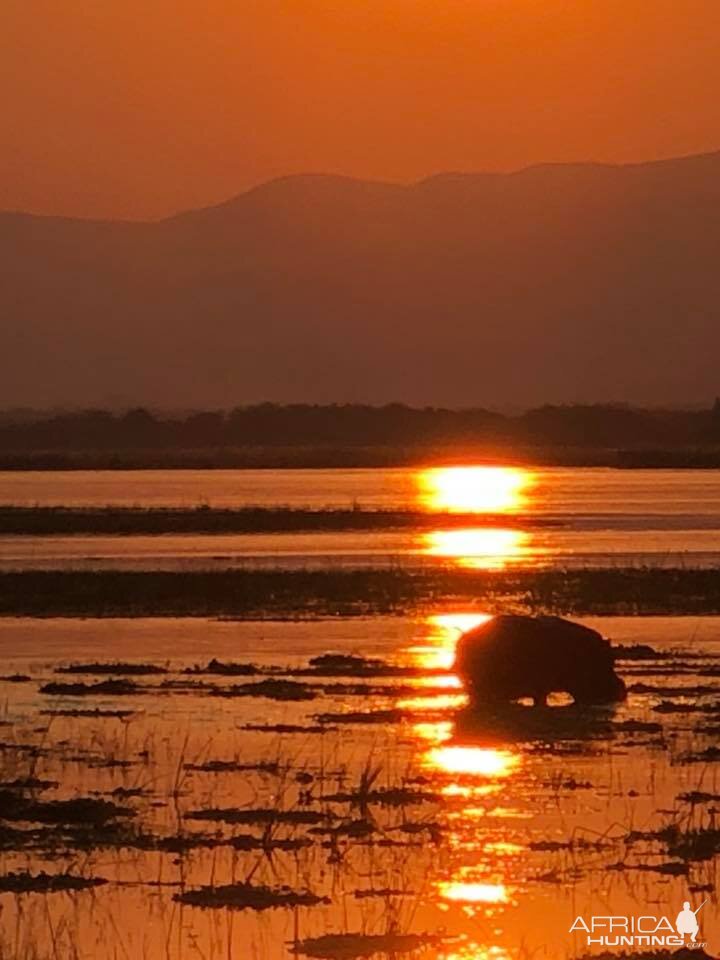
[1,402,720,469]
[0,506,555,536]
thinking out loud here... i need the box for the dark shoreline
[2,448,720,470]
[2,568,720,618]
[0,506,560,536]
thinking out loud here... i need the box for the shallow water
[3,466,720,571]
[1,613,719,959]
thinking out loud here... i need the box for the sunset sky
[3,0,719,220]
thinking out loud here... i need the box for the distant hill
[2,152,719,408]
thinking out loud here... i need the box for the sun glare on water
[418,466,532,514]
[426,746,520,778]
[424,527,530,569]
[409,612,491,671]
[438,881,509,904]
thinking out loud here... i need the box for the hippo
[455,615,626,707]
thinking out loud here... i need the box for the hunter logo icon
[675,899,707,942]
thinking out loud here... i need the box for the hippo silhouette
[455,615,626,707]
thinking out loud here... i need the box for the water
[1,613,718,959]
[2,465,720,570]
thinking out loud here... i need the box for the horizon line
[2,146,720,226]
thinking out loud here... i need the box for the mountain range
[2,150,719,409]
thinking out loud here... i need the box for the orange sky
[3,0,719,220]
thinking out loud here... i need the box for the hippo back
[455,614,625,705]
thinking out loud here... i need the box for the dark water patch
[174,882,328,911]
[0,674,31,683]
[453,703,622,743]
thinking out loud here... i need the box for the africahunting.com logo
[570,898,709,949]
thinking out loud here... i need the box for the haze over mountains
[2,151,719,410]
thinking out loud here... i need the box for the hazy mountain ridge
[3,152,719,408]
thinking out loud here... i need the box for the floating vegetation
[55,661,168,675]
[185,807,332,826]
[677,791,720,805]
[296,654,421,679]
[40,708,137,719]
[0,777,58,792]
[184,658,265,676]
[292,932,451,959]
[0,793,132,825]
[6,567,720,617]
[322,787,440,808]
[240,722,339,734]
[40,679,141,697]
[661,824,720,862]
[183,759,281,775]
[0,871,107,894]
[313,710,407,726]
[219,679,317,702]
[3,625,720,959]
[174,882,329,911]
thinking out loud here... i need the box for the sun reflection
[439,949,511,960]
[426,746,519,778]
[432,612,492,634]
[409,612,490,671]
[413,720,454,744]
[418,466,531,514]
[424,528,530,570]
[396,693,468,711]
[438,881,508,904]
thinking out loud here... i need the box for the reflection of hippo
[455,615,626,707]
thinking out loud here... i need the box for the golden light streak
[423,527,530,569]
[418,466,532,514]
[438,881,508,904]
[425,746,519,778]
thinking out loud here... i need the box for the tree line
[1,401,720,451]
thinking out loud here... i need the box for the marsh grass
[0,506,552,536]
[4,567,720,617]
